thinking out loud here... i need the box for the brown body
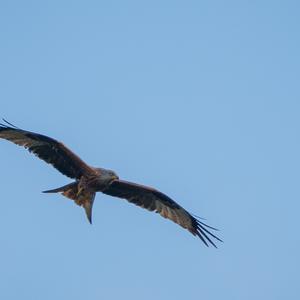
[43,167,115,223]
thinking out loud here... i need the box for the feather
[0,122,94,179]
[103,180,222,247]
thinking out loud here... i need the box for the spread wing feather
[0,121,93,179]
[103,179,222,247]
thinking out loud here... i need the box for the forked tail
[43,182,95,224]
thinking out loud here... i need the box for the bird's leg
[77,183,84,197]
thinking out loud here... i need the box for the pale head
[96,167,119,183]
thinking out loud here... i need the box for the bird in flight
[0,119,222,247]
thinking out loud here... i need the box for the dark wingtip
[192,217,223,248]
[1,119,19,129]
[42,188,60,193]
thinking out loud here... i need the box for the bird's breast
[83,175,110,192]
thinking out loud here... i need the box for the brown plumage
[0,120,222,247]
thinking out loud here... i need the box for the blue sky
[0,1,299,299]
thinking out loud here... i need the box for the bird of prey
[0,120,222,247]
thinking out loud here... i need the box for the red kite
[0,120,221,247]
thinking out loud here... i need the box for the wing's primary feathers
[103,180,222,247]
[0,121,93,179]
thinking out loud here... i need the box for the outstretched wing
[103,179,222,247]
[0,120,94,179]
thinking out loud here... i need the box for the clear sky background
[0,1,299,299]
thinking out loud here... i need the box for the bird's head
[96,167,119,183]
